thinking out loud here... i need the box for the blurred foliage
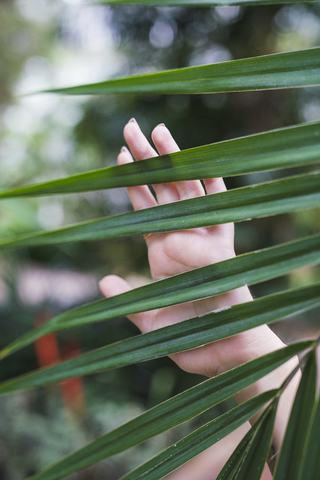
[0,0,320,478]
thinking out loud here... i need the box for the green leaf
[0,172,319,249]
[0,286,319,394]
[2,233,320,359]
[216,423,255,480]
[296,383,320,479]
[217,399,278,480]
[121,390,279,480]
[27,343,310,480]
[273,350,317,480]
[0,122,319,199]
[40,48,320,95]
[92,0,318,6]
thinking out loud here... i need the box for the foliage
[0,0,320,479]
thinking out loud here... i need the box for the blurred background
[0,0,320,478]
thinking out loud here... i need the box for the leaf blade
[121,390,279,480]
[217,400,278,480]
[2,233,320,359]
[26,343,311,480]
[0,122,319,199]
[41,48,320,96]
[0,286,319,394]
[273,350,317,480]
[93,0,319,6]
[296,377,320,480]
[0,172,319,249]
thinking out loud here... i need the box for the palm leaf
[0,122,319,199]
[0,172,319,249]
[120,390,279,480]
[27,344,309,480]
[3,1,320,479]
[273,350,317,480]
[0,287,318,395]
[93,0,316,6]
[216,399,278,480]
[40,48,320,96]
[296,395,320,480]
[2,233,319,359]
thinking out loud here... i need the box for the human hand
[99,119,285,379]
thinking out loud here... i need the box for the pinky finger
[118,146,157,211]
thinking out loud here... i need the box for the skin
[99,119,300,469]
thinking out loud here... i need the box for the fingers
[151,125,205,201]
[124,118,158,160]
[117,145,157,211]
[150,124,181,204]
[124,119,180,204]
[120,118,226,208]
[203,177,227,195]
[150,122,227,198]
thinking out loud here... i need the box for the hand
[100,119,300,461]
[99,119,285,378]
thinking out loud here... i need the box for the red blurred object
[60,340,86,416]
[34,310,61,368]
[34,310,86,416]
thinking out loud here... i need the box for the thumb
[99,275,154,334]
[99,274,132,298]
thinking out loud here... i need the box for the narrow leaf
[121,390,279,480]
[0,286,319,395]
[217,399,278,480]
[215,422,255,480]
[27,343,310,480]
[273,350,317,480]
[0,121,319,199]
[0,171,319,249]
[296,386,320,479]
[94,0,318,6]
[2,233,320,359]
[41,48,320,96]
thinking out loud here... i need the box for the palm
[145,226,260,376]
[147,225,234,281]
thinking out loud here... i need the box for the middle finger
[152,124,205,201]
[124,119,180,204]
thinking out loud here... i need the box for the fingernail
[129,118,137,123]
[157,123,166,127]
[121,146,128,153]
